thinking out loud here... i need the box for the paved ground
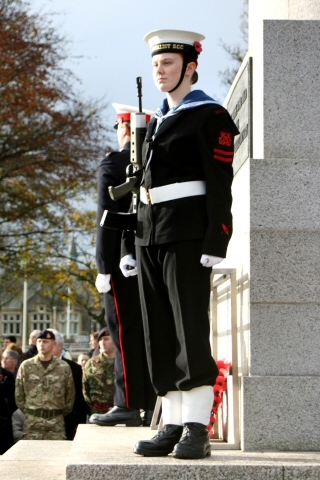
[1,426,320,480]
[0,440,72,480]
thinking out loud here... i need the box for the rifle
[108,77,147,201]
[100,77,147,230]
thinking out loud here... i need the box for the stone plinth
[242,377,320,451]
[242,19,320,451]
[0,440,71,479]
[222,2,320,452]
[2,427,320,479]
[65,425,320,480]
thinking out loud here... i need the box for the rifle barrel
[136,77,142,113]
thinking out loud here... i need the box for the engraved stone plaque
[226,57,252,174]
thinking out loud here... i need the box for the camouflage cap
[37,329,55,340]
[97,327,111,341]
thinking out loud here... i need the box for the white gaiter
[162,391,183,426]
[182,385,213,425]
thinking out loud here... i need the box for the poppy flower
[214,384,224,394]
[194,41,202,53]
[216,375,227,389]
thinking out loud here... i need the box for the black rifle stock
[108,173,140,201]
[108,77,147,202]
[100,209,137,231]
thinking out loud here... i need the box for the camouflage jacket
[82,353,115,409]
[15,354,75,417]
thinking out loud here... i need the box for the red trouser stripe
[111,278,130,408]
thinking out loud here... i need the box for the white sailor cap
[144,29,205,57]
[112,103,154,129]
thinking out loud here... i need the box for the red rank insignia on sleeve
[213,148,233,163]
[221,223,230,235]
[219,131,232,146]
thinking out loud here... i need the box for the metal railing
[210,267,240,449]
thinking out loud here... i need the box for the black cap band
[151,42,197,57]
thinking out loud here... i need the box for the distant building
[0,282,100,345]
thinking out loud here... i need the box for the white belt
[140,181,206,205]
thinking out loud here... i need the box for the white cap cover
[112,103,154,128]
[144,29,205,57]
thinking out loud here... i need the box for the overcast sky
[30,0,247,146]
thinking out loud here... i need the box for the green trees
[219,0,248,88]
[0,0,110,324]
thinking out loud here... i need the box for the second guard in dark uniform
[90,104,156,427]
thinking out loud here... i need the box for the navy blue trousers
[136,239,218,396]
[104,270,156,410]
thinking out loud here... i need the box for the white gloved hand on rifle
[200,255,224,267]
[120,254,138,277]
[95,273,111,293]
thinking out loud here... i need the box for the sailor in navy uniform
[91,104,156,427]
[120,30,239,458]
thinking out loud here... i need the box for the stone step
[0,439,72,479]
[66,424,320,480]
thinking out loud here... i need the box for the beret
[37,329,55,340]
[97,327,111,341]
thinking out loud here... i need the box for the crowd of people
[0,327,134,454]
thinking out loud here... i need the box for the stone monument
[219,0,320,450]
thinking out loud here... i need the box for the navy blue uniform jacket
[96,143,133,273]
[135,104,239,258]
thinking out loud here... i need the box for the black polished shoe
[134,424,183,456]
[141,409,154,427]
[89,406,142,426]
[172,423,211,459]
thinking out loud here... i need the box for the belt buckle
[146,189,152,204]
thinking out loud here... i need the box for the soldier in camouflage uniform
[15,330,75,440]
[83,327,115,415]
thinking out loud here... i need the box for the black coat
[23,345,38,361]
[135,104,239,258]
[96,143,133,273]
[62,358,89,440]
[0,367,16,454]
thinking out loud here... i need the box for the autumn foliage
[0,0,110,321]
[0,0,110,267]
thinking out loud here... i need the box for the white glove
[120,254,138,277]
[200,254,224,267]
[95,273,111,293]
